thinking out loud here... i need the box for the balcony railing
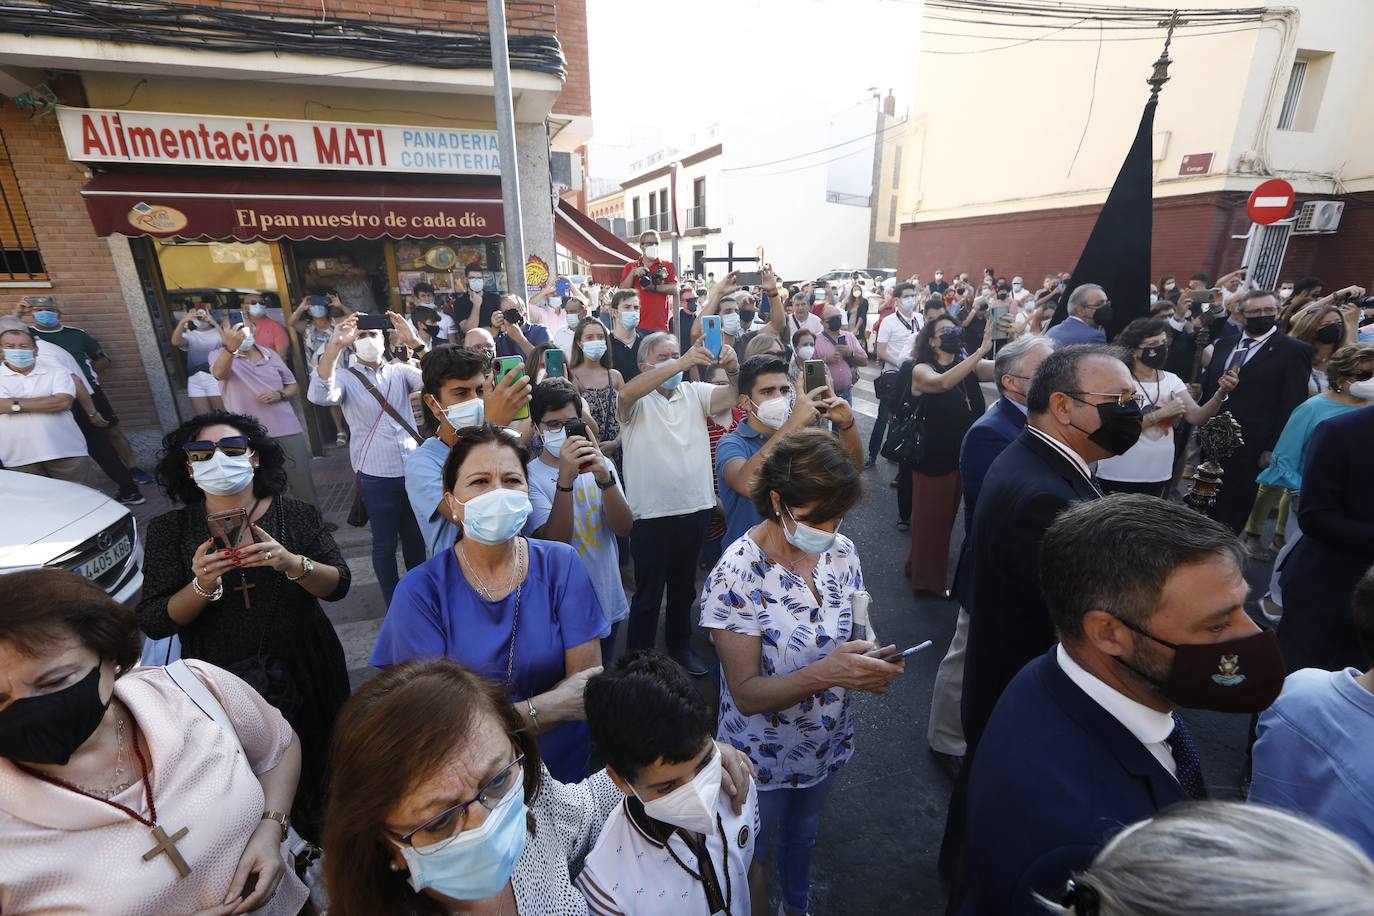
[629,213,672,236]
[685,206,706,229]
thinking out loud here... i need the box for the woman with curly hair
[136,409,351,841]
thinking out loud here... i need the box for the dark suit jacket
[1200,330,1312,455]
[950,397,1028,609]
[1278,405,1374,672]
[963,650,1189,915]
[961,429,1100,751]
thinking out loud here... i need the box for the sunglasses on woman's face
[181,436,251,462]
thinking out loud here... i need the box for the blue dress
[1255,394,1361,490]
[370,538,606,782]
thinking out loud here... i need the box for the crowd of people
[3,233,1374,916]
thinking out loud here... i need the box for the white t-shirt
[620,380,716,519]
[787,312,824,340]
[876,310,920,371]
[0,362,87,466]
[578,781,758,916]
[1096,371,1189,483]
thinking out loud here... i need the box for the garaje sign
[56,107,502,176]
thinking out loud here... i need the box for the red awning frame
[79,171,506,242]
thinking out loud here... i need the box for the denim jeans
[358,472,427,606]
[757,774,838,914]
[867,389,891,461]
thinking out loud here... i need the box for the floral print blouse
[700,532,864,789]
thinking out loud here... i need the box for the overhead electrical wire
[722,118,911,174]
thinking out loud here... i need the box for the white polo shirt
[876,310,920,371]
[0,362,87,466]
[619,380,716,520]
[578,781,758,916]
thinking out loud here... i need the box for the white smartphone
[864,640,934,663]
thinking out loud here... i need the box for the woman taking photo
[902,314,994,594]
[322,657,755,915]
[568,318,624,464]
[138,410,351,842]
[702,429,905,916]
[2,569,307,914]
[370,423,608,783]
[1096,318,1235,498]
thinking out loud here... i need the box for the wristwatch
[595,476,617,490]
[286,555,315,582]
[261,810,290,842]
[9,400,19,413]
[556,482,575,493]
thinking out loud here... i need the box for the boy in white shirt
[580,652,765,916]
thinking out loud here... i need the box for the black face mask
[0,665,109,764]
[1113,619,1285,714]
[1092,304,1116,328]
[1139,345,1169,369]
[938,334,963,354]
[1072,398,1144,456]
[738,309,756,325]
[423,323,441,339]
[827,315,844,333]
[1245,315,1276,336]
[1315,323,1342,345]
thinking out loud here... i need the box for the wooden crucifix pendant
[143,824,192,877]
[230,574,255,608]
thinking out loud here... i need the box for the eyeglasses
[539,419,580,432]
[1067,391,1146,409]
[393,751,525,854]
[1082,299,1111,310]
[181,436,252,462]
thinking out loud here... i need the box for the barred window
[0,129,46,282]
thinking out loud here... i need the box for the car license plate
[76,537,132,580]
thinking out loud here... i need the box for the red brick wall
[898,191,1374,290]
[552,0,591,117]
[1,91,158,429]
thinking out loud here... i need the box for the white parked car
[0,469,144,604]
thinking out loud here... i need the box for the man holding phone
[453,263,503,334]
[815,303,868,403]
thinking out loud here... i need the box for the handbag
[881,363,926,464]
[346,471,368,528]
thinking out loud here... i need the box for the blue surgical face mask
[309,304,329,319]
[654,357,683,390]
[620,311,640,330]
[458,488,532,545]
[399,779,528,901]
[542,428,566,458]
[582,339,608,361]
[4,347,36,369]
[190,450,256,496]
[247,302,267,317]
[442,398,484,431]
[782,504,838,556]
[32,310,60,328]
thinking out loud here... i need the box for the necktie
[1168,714,1207,800]
[1226,337,1254,373]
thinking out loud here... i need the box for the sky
[584,0,924,171]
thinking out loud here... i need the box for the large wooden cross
[143,824,191,877]
[230,576,255,608]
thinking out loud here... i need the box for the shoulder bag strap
[346,365,421,441]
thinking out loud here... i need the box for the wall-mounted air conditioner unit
[1292,200,1344,234]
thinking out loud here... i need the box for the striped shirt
[307,360,422,478]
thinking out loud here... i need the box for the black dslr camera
[638,264,669,290]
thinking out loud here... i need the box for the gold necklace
[68,708,135,799]
[460,538,522,600]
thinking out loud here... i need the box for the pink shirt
[210,347,303,438]
[0,661,307,915]
[813,329,863,394]
[248,317,289,355]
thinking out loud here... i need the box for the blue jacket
[950,396,1028,609]
[1044,316,1106,347]
[961,430,1101,751]
[963,650,1189,915]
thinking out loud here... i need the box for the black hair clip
[1060,878,1101,915]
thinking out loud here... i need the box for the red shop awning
[554,199,638,284]
[80,172,506,241]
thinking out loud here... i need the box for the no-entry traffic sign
[1248,178,1295,225]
